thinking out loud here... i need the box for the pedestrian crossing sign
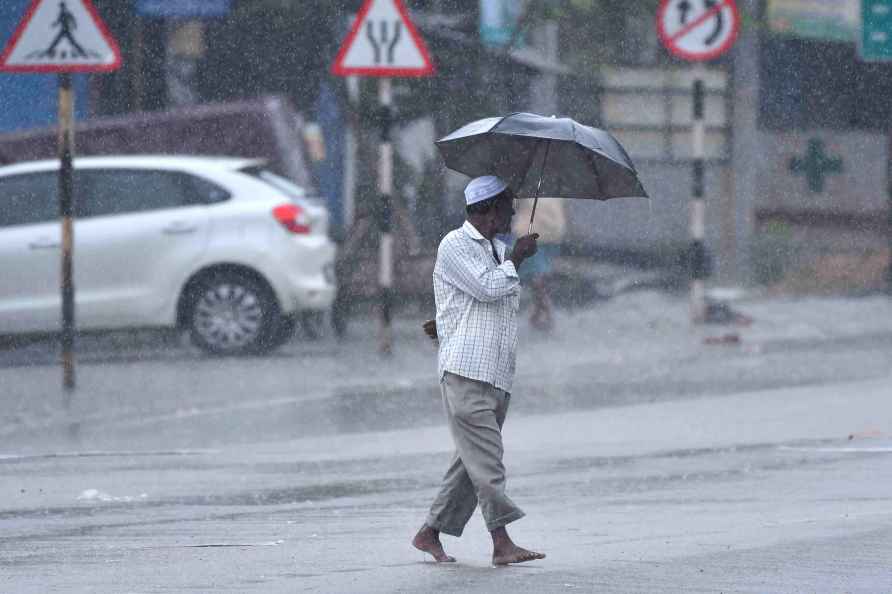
[332,0,434,77]
[0,0,121,72]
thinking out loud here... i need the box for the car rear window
[186,174,231,204]
[239,166,317,203]
[0,172,58,227]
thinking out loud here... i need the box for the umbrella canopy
[435,112,648,202]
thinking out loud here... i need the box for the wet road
[3,294,892,453]
[2,293,892,591]
[1,378,891,593]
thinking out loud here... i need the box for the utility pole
[731,0,760,287]
[887,133,892,293]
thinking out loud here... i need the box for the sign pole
[690,66,708,322]
[887,132,892,294]
[857,0,892,291]
[378,77,394,355]
[0,0,123,395]
[330,0,435,355]
[656,0,740,323]
[58,72,76,393]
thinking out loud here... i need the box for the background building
[2,0,889,291]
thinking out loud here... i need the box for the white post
[690,65,708,323]
[343,75,359,229]
[378,78,394,354]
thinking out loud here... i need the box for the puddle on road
[0,450,217,464]
[0,331,336,369]
[172,476,429,507]
[521,437,888,501]
[0,475,432,522]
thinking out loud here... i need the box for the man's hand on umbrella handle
[423,319,438,341]
[509,233,539,267]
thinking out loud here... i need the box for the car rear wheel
[187,273,280,355]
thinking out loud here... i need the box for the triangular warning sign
[0,0,121,73]
[331,0,434,77]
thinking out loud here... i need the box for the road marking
[780,446,892,453]
[182,540,284,548]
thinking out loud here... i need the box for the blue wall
[0,0,90,133]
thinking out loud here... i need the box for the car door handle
[28,239,60,250]
[162,222,197,235]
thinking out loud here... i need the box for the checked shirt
[434,221,521,392]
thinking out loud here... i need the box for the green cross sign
[789,139,843,193]
[860,0,892,62]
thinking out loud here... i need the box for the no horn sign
[657,0,740,61]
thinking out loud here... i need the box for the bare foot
[492,543,546,566]
[412,525,456,563]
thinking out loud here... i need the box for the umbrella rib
[514,139,540,199]
[588,146,604,199]
[490,112,519,133]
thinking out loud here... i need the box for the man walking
[412,175,545,566]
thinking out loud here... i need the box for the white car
[0,155,336,355]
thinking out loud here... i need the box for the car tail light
[272,204,311,234]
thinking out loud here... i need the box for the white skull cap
[464,175,508,205]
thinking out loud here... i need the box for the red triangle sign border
[0,0,122,73]
[331,0,435,77]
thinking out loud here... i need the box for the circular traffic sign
[656,0,740,62]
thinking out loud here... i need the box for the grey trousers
[426,372,525,536]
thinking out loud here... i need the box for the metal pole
[690,67,708,323]
[378,78,394,355]
[887,131,892,294]
[731,0,760,286]
[132,16,144,112]
[58,73,76,392]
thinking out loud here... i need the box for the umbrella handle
[528,140,551,236]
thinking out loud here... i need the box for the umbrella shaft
[528,140,551,235]
[528,197,537,236]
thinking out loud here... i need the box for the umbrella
[435,112,648,233]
